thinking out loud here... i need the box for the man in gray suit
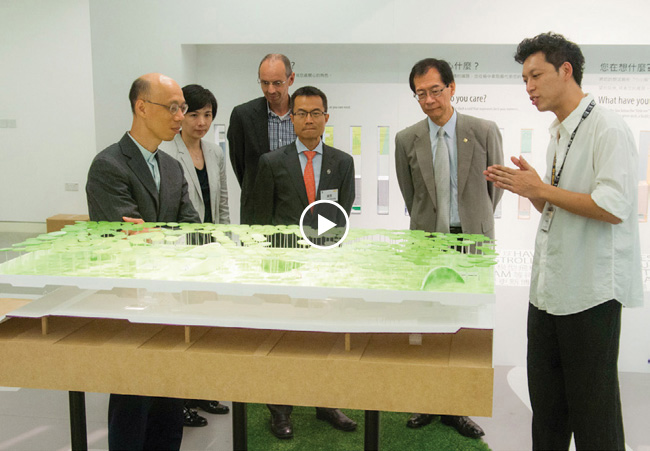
[395,58,503,439]
[86,73,200,450]
[228,53,296,224]
[252,86,357,439]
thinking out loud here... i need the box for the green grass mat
[246,404,491,451]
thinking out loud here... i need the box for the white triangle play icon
[299,200,350,249]
[317,214,336,236]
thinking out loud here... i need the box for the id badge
[321,189,338,202]
[540,203,555,232]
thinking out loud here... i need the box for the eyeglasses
[258,79,288,88]
[291,109,326,119]
[413,86,448,102]
[145,100,189,115]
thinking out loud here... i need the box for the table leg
[232,401,247,451]
[364,410,380,451]
[68,391,87,451]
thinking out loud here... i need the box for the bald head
[128,73,185,151]
[258,55,295,115]
[258,54,292,78]
[129,73,181,114]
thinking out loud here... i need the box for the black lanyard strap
[551,99,596,187]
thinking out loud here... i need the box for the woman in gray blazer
[161,84,230,225]
[160,84,230,426]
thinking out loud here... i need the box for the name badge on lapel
[321,189,338,202]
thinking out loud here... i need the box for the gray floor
[1,232,649,450]
[0,389,232,451]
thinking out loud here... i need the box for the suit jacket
[86,132,200,223]
[227,96,276,224]
[252,141,354,229]
[160,134,230,224]
[395,113,503,238]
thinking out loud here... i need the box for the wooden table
[0,298,492,450]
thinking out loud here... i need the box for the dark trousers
[527,300,624,451]
[108,394,184,450]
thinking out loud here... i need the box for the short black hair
[182,84,217,117]
[408,58,454,93]
[514,32,585,86]
[290,86,328,112]
[128,77,150,113]
[259,53,293,78]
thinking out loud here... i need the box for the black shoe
[315,408,357,431]
[187,400,230,415]
[406,413,434,428]
[440,415,484,439]
[270,413,293,439]
[183,407,208,427]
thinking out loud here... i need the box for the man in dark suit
[86,73,200,450]
[252,86,357,439]
[228,53,296,224]
[395,59,504,439]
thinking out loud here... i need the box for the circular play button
[299,200,350,249]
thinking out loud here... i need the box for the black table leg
[364,410,380,451]
[232,401,247,451]
[68,391,87,451]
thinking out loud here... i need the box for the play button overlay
[299,200,350,249]
[317,214,336,236]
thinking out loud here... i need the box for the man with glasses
[228,53,297,224]
[86,73,199,450]
[394,58,503,439]
[252,86,356,439]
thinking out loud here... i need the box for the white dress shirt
[530,94,644,315]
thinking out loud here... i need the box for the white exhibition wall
[0,0,96,223]
[1,0,649,371]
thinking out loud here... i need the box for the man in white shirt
[485,32,643,450]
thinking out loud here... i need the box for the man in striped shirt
[228,53,297,224]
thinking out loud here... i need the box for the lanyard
[551,100,596,187]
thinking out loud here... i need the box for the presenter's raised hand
[484,155,543,200]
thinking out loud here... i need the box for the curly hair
[514,32,585,86]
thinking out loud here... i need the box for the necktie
[151,152,161,192]
[434,128,450,233]
[303,150,317,206]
